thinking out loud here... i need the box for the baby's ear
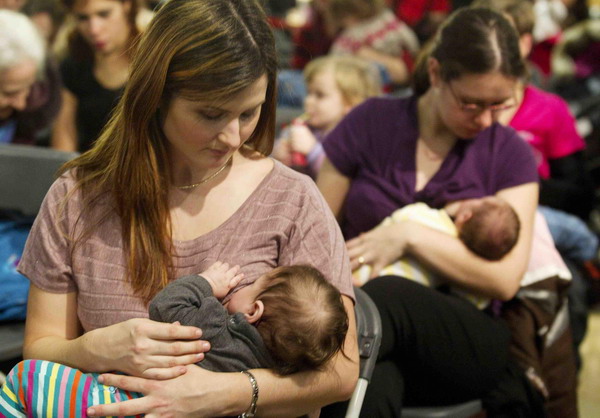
[245,300,264,324]
[454,210,473,229]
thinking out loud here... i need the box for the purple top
[323,96,539,239]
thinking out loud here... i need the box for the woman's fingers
[88,375,154,416]
[145,320,203,341]
[100,373,154,393]
[140,365,188,380]
[140,351,206,370]
[144,340,210,361]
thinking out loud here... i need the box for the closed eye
[240,107,260,121]
[199,111,225,121]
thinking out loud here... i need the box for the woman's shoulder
[267,160,320,194]
[47,169,77,197]
[473,124,537,174]
[41,169,85,211]
[479,122,521,143]
[256,160,327,207]
[471,123,534,161]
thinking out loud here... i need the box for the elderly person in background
[0,9,61,145]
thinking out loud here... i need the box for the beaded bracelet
[239,370,258,418]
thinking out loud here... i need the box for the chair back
[0,144,79,216]
[345,286,383,418]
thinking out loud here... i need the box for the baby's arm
[148,262,243,326]
[198,261,244,299]
[289,119,318,156]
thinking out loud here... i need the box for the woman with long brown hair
[20,0,357,416]
[50,0,146,152]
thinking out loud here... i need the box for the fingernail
[87,408,95,415]
[202,342,210,350]
[195,329,202,337]
[97,375,104,383]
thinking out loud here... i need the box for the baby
[354,197,520,307]
[273,54,382,179]
[0,262,349,416]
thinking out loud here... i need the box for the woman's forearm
[248,296,358,417]
[405,184,538,300]
[404,223,524,300]
[23,328,110,372]
[88,296,359,418]
[23,287,104,371]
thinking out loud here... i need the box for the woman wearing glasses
[318,7,543,417]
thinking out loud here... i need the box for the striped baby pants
[0,359,143,417]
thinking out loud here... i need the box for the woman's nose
[474,108,494,129]
[88,17,103,37]
[219,118,242,148]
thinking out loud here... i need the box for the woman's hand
[346,221,414,276]
[87,365,244,418]
[89,318,210,380]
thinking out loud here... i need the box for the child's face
[304,69,351,132]
[224,274,267,315]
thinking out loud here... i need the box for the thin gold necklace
[175,157,233,190]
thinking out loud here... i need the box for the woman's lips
[210,149,229,159]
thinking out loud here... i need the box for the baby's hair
[459,199,521,261]
[304,55,382,107]
[256,265,349,375]
[327,0,386,22]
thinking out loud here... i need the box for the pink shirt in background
[510,85,585,179]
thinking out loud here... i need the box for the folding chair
[0,144,78,362]
[345,286,483,418]
[345,286,383,418]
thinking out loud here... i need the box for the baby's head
[226,265,349,375]
[327,0,386,27]
[454,196,520,261]
[303,55,382,132]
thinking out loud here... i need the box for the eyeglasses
[447,82,515,114]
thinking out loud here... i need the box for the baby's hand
[200,261,244,299]
[289,121,317,155]
[272,137,294,166]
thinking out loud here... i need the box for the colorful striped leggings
[0,360,143,417]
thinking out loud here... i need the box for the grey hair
[0,10,45,72]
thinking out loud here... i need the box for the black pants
[322,276,545,418]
